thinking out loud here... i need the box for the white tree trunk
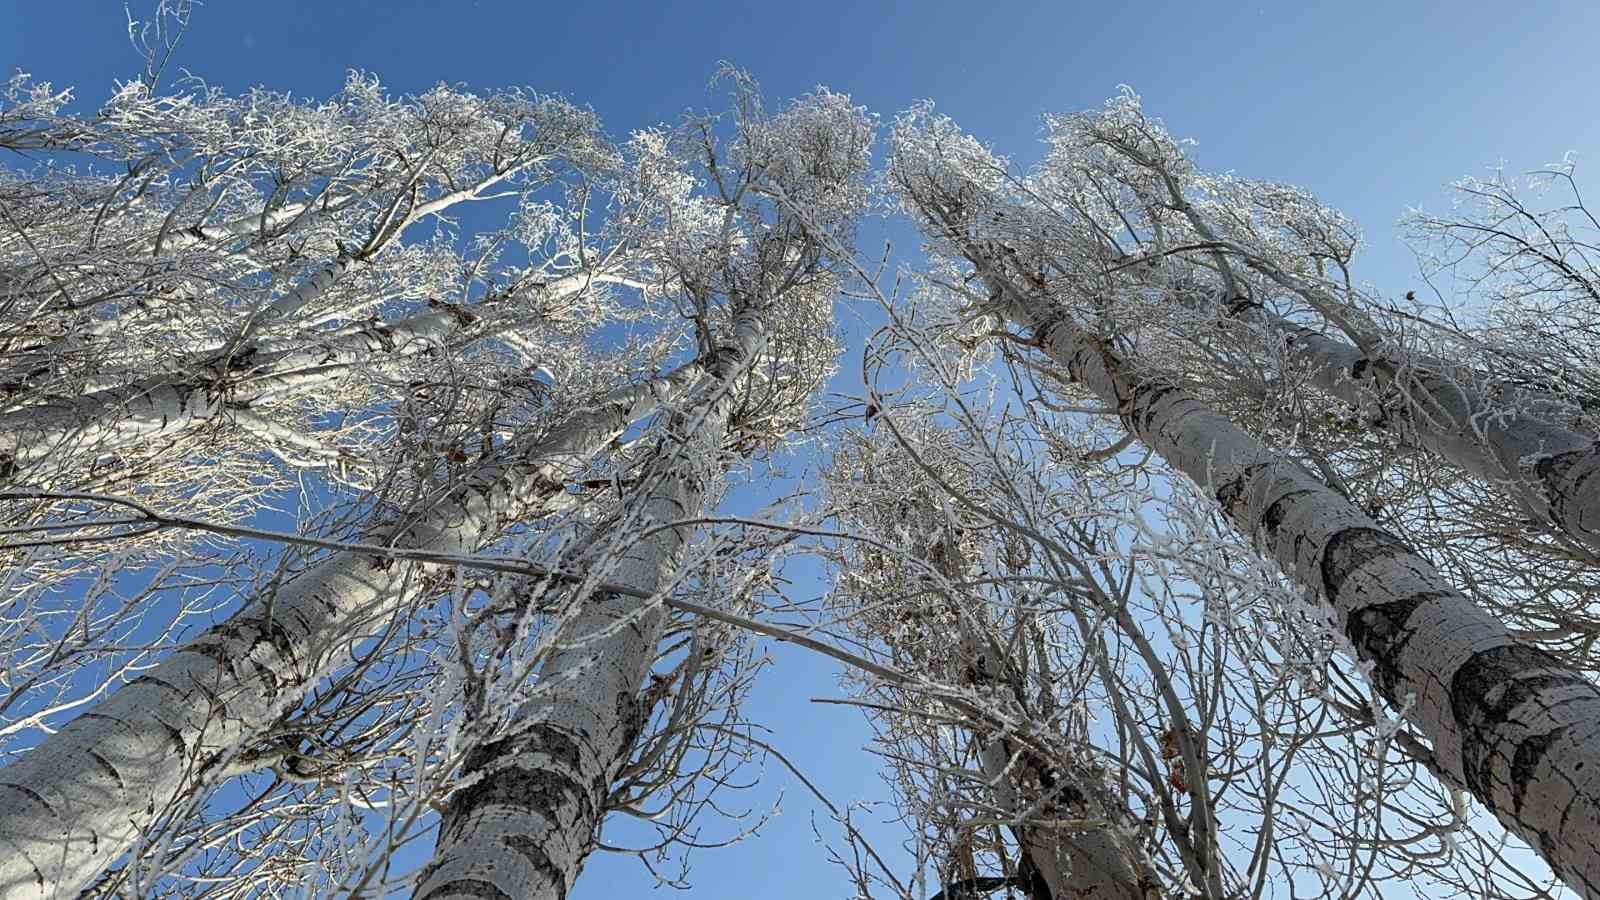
[1224,298,1600,554]
[413,307,764,900]
[973,259,1600,896]
[141,195,347,260]
[973,741,1145,900]
[953,619,1152,900]
[0,272,620,476]
[0,361,707,898]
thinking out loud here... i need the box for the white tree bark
[967,254,1600,896]
[1096,109,1600,556]
[0,360,708,898]
[413,306,764,900]
[140,195,350,260]
[946,551,1157,900]
[964,642,1149,900]
[225,159,553,350]
[1226,299,1600,554]
[841,463,1160,900]
[0,271,622,476]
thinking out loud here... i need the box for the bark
[413,306,765,900]
[238,256,356,341]
[967,253,1600,896]
[0,360,707,898]
[902,509,1155,899]
[142,195,347,259]
[1142,161,1600,552]
[1221,297,1600,555]
[957,622,1151,900]
[0,271,619,477]
[974,740,1146,900]
[930,876,1029,900]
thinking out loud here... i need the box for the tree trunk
[0,271,618,477]
[974,735,1147,900]
[1224,297,1600,555]
[413,307,764,900]
[957,624,1150,900]
[971,254,1600,896]
[0,360,706,898]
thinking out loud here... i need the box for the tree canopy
[2,12,1599,899]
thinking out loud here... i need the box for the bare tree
[1029,100,1600,559]
[7,20,1599,900]
[0,71,635,487]
[798,250,1560,897]
[0,73,694,895]
[944,95,1600,671]
[416,75,873,900]
[887,103,1600,896]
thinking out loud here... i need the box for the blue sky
[8,0,1600,896]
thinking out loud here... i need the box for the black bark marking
[156,718,190,758]
[187,640,235,670]
[0,781,52,815]
[84,750,125,792]
[1342,591,1443,699]
[417,878,514,900]
[1127,378,1181,433]
[126,673,189,702]
[445,727,594,846]
[1213,463,1270,525]
[1511,723,1574,818]
[1350,358,1372,381]
[263,617,299,670]
[502,833,569,899]
[617,690,648,749]
[1318,527,1415,604]
[930,875,1025,900]
[1536,443,1600,532]
[461,726,582,775]
[371,325,398,353]
[229,614,302,677]
[1224,297,1262,318]
[1261,489,1316,539]
[1451,644,1597,817]
[1013,850,1054,900]
[76,712,189,758]
[193,633,278,699]
[1033,311,1072,353]
[442,763,592,847]
[195,615,304,702]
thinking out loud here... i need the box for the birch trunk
[1137,144,1600,553]
[1222,297,1600,554]
[954,606,1153,899]
[0,360,707,898]
[967,254,1600,896]
[929,511,1155,898]
[960,672,1152,896]
[141,195,349,260]
[413,307,764,900]
[0,272,618,476]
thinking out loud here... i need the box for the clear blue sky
[8,1,1600,896]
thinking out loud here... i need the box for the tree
[1018,91,1600,554]
[887,101,1600,896]
[0,73,694,895]
[416,75,873,900]
[0,70,637,487]
[957,94,1600,670]
[824,418,1171,900]
[806,263,1548,896]
[6,23,1600,899]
